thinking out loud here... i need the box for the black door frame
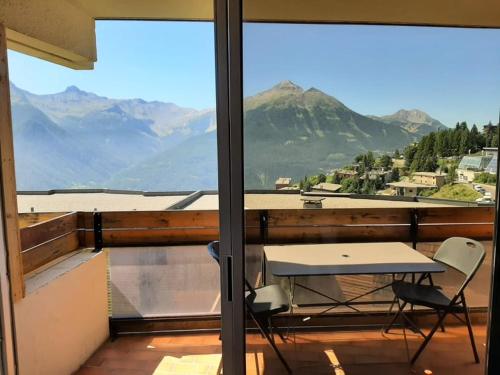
[486,124,500,375]
[214,0,246,374]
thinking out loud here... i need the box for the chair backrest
[207,241,255,293]
[433,237,486,293]
[208,240,220,264]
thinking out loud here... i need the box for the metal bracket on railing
[259,210,269,244]
[93,212,103,252]
[410,209,419,249]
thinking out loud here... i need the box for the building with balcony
[387,180,437,197]
[412,172,446,188]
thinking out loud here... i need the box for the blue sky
[8,21,500,126]
[8,21,216,110]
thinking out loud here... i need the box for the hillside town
[275,124,498,204]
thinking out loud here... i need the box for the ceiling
[69,0,500,27]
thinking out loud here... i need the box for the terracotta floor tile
[76,324,486,375]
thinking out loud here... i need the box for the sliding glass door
[237,10,500,375]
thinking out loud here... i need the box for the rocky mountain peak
[64,85,87,94]
[392,109,432,124]
[271,80,304,92]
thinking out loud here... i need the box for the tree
[317,173,326,183]
[391,168,400,182]
[365,151,375,170]
[434,131,446,157]
[360,178,377,195]
[458,129,470,155]
[492,133,499,147]
[378,154,393,169]
[332,173,341,184]
[303,180,312,192]
[394,149,401,159]
[470,124,481,152]
[404,144,418,168]
[340,177,360,193]
[446,163,458,184]
[474,172,497,184]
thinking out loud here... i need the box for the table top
[264,242,446,277]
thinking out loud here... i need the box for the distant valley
[10,81,445,191]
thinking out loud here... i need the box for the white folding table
[263,242,446,316]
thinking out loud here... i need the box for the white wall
[14,251,109,375]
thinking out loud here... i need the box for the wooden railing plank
[102,228,219,246]
[418,224,493,242]
[267,226,411,244]
[77,211,94,230]
[20,212,77,251]
[21,231,79,274]
[101,210,220,229]
[418,206,494,224]
[18,212,67,228]
[266,208,412,226]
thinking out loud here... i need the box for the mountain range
[10,81,446,191]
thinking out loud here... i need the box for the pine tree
[458,129,470,155]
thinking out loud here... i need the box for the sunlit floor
[76,324,486,375]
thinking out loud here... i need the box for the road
[479,183,497,198]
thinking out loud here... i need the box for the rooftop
[17,191,459,213]
[458,155,492,171]
[388,181,437,188]
[275,177,292,185]
[412,172,446,177]
[335,169,358,175]
[312,183,342,192]
[17,192,188,213]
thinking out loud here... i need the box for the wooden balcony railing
[20,212,79,274]
[19,206,495,275]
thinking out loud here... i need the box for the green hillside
[243,81,420,188]
[431,184,482,202]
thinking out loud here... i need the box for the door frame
[214,0,246,374]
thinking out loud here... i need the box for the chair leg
[436,310,446,332]
[268,317,275,344]
[462,295,480,363]
[385,300,407,333]
[399,309,426,339]
[270,318,287,343]
[251,313,292,373]
[410,310,448,364]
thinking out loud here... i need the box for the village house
[387,181,437,197]
[275,177,292,190]
[412,172,446,188]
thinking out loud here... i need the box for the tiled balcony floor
[75,324,487,375]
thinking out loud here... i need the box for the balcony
[14,192,493,374]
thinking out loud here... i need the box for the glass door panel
[242,19,498,374]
